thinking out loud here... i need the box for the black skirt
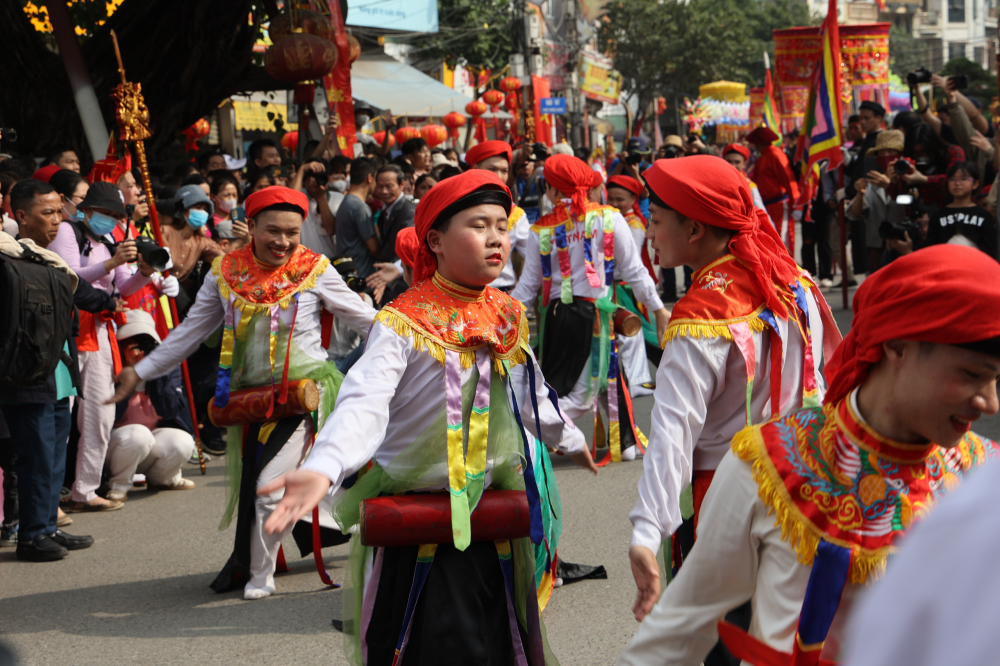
[540,298,595,398]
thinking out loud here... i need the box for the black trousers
[801,208,833,280]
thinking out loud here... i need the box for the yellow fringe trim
[662,308,768,346]
[212,254,330,316]
[374,308,529,377]
[731,425,892,585]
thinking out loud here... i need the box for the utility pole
[566,0,583,148]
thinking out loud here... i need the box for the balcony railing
[846,2,880,22]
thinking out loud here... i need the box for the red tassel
[275,545,289,573]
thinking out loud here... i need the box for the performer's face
[248,210,302,266]
[475,156,510,183]
[723,152,746,172]
[647,202,696,269]
[606,188,636,213]
[426,203,510,288]
[876,341,1000,449]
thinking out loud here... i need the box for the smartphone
[863,154,878,176]
[230,205,246,223]
[950,75,969,90]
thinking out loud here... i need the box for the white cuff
[559,428,587,455]
[630,517,666,554]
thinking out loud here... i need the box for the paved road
[3,290,999,666]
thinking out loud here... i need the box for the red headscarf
[395,227,419,269]
[465,140,512,169]
[722,144,750,161]
[607,175,645,221]
[543,154,594,218]
[644,155,801,318]
[412,169,512,282]
[33,165,61,183]
[244,186,309,219]
[824,245,1000,405]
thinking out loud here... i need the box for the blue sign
[347,0,438,34]
[540,97,567,115]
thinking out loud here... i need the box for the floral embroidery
[212,244,328,311]
[732,398,999,583]
[376,273,529,373]
[699,271,733,293]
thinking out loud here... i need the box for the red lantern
[482,89,504,112]
[395,126,421,144]
[420,124,447,148]
[264,33,338,84]
[182,118,210,153]
[465,100,487,117]
[505,91,519,110]
[499,76,522,93]
[281,132,299,152]
[373,131,396,149]
[442,112,466,141]
[268,9,334,43]
[347,34,361,64]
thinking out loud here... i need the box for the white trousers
[74,325,116,502]
[250,419,313,589]
[617,333,652,391]
[106,424,193,490]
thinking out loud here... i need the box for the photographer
[656,135,685,160]
[846,130,913,274]
[891,111,966,206]
[926,161,998,258]
[884,203,931,263]
[610,137,653,177]
[513,145,542,222]
[290,157,339,257]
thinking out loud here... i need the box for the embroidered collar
[732,397,999,583]
[212,244,328,312]
[623,210,646,230]
[375,272,528,373]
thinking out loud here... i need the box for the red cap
[606,175,643,197]
[466,140,512,169]
[590,169,605,188]
[395,227,419,269]
[413,170,512,282]
[722,143,750,161]
[33,165,62,183]
[745,126,780,145]
[244,186,309,219]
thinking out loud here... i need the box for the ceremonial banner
[749,87,764,129]
[762,68,782,143]
[323,0,357,156]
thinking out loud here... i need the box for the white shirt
[629,288,826,553]
[300,191,343,258]
[134,261,377,381]
[618,449,857,666]
[510,202,664,312]
[490,209,531,290]
[842,454,1000,666]
[301,321,586,491]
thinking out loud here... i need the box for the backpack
[0,242,75,388]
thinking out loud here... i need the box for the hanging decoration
[373,130,396,149]
[182,118,210,154]
[265,33,337,83]
[281,131,299,152]
[482,89,505,112]
[268,8,334,42]
[466,100,488,143]
[347,33,361,64]
[395,126,421,144]
[442,111,467,143]
[420,124,448,148]
[322,0,357,157]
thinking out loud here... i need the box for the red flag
[323,0,356,157]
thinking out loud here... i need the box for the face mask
[357,115,370,126]
[72,209,85,222]
[87,211,118,236]
[187,209,210,229]
[217,197,236,213]
[330,180,347,193]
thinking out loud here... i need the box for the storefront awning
[352,54,510,119]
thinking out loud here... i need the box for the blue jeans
[1,399,70,542]
[335,344,366,374]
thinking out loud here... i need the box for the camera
[949,75,969,90]
[879,194,918,241]
[302,159,329,187]
[661,145,683,159]
[332,256,366,293]
[125,203,136,219]
[626,151,645,166]
[0,128,16,143]
[906,66,932,87]
[892,159,911,175]
[134,236,170,273]
[532,142,548,161]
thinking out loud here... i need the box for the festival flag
[874,0,886,10]
[762,53,782,144]
[793,0,844,212]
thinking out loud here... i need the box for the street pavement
[3,286,999,666]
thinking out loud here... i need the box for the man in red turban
[110,185,378,601]
[511,154,671,464]
[259,169,595,661]
[746,126,799,254]
[619,243,1000,666]
[722,143,771,219]
[464,140,529,292]
[625,154,840,631]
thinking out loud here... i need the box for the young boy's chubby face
[606,187,637,214]
[426,203,510,288]
[647,202,694,269]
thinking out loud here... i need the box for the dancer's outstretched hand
[259,470,332,535]
[629,545,661,622]
[569,447,598,475]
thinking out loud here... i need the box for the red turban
[543,154,594,218]
[824,245,1000,405]
[413,169,512,282]
[722,144,750,161]
[607,175,645,222]
[395,226,419,269]
[244,186,309,220]
[466,140,512,169]
[589,169,604,188]
[644,155,801,318]
[33,165,61,183]
[745,126,780,145]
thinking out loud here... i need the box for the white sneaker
[107,489,129,502]
[621,446,637,461]
[820,278,833,288]
[244,583,275,600]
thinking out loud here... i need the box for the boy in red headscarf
[262,170,596,665]
[746,126,799,253]
[109,187,378,601]
[511,155,671,464]
[618,244,1000,666]
[721,143,771,220]
[626,155,841,626]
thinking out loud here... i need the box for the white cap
[224,154,247,170]
[116,310,161,344]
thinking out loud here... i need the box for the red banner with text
[323,0,356,157]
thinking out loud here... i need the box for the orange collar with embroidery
[623,210,646,230]
[212,244,328,309]
[509,205,526,230]
[376,273,528,369]
[530,201,614,231]
[733,397,999,583]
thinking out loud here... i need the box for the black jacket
[377,196,416,264]
[113,365,194,435]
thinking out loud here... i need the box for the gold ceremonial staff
[109,30,207,474]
